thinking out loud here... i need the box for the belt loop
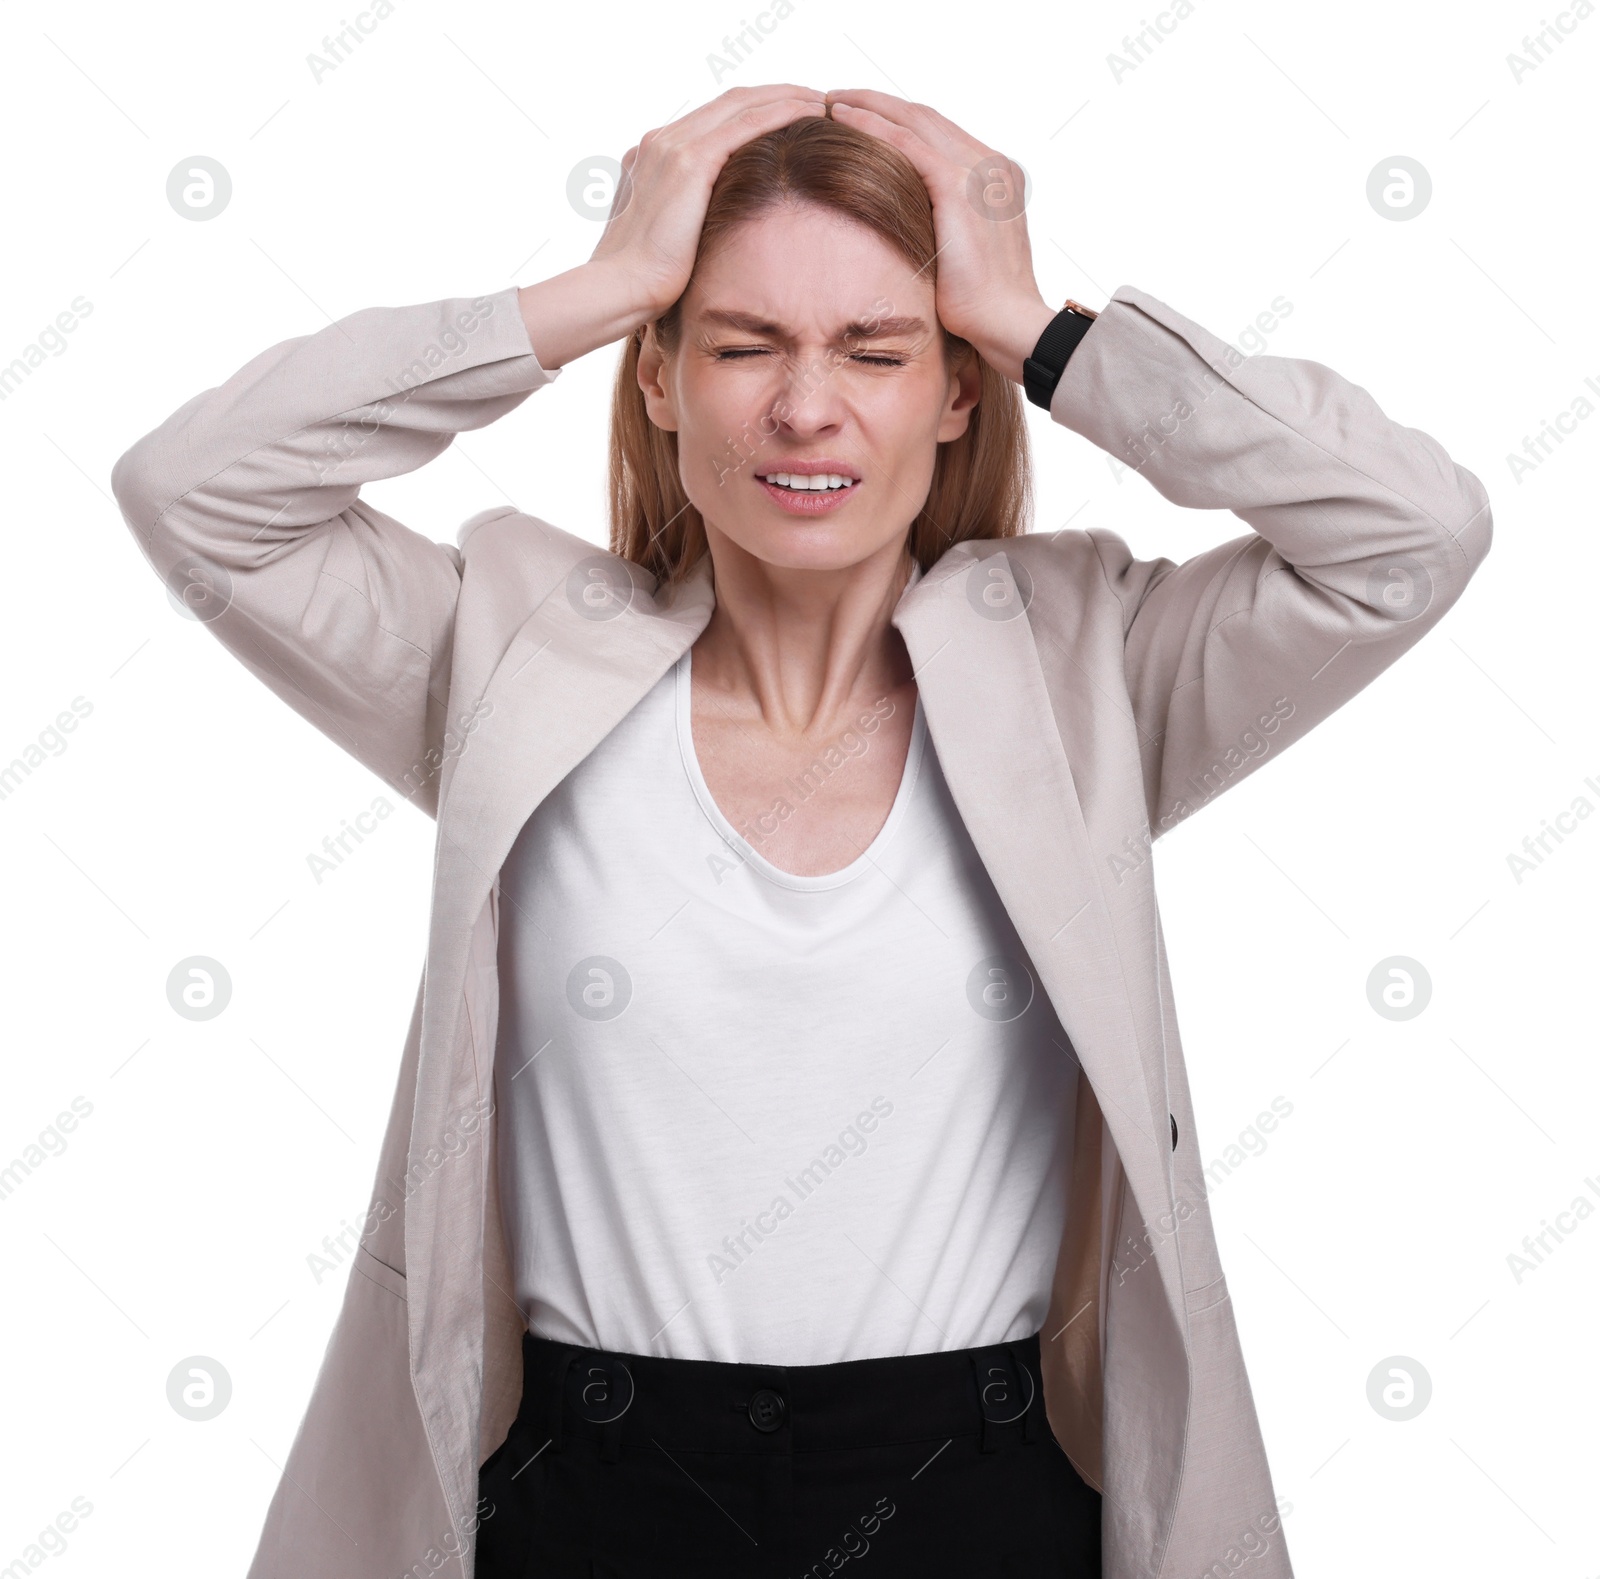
[1019,1349,1038,1444]
[971,1352,999,1454]
[973,1346,1036,1452]
[599,1355,625,1463]
[549,1347,577,1455]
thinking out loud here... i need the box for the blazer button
[748,1388,787,1432]
[1170,1113,1179,1151]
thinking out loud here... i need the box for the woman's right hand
[518,85,826,371]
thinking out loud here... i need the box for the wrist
[1019,298,1100,410]
[580,253,683,327]
[969,295,1059,386]
[516,258,666,372]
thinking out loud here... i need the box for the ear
[635,324,680,433]
[935,343,983,443]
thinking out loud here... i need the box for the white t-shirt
[493,634,1079,1366]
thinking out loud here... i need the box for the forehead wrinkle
[694,307,932,344]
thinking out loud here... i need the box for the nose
[768,347,848,438]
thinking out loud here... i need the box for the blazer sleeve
[109,286,555,818]
[1046,283,1493,836]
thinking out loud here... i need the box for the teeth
[764,473,854,491]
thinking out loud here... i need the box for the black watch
[1022,299,1099,410]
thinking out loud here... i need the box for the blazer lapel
[404,548,717,1456]
[433,550,718,942]
[891,544,1185,1334]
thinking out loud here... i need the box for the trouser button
[747,1388,786,1432]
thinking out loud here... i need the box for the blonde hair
[607,114,1032,590]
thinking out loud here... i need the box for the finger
[628,86,821,162]
[825,87,915,114]
[826,99,948,187]
[639,95,825,174]
[827,88,985,163]
[658,83,826,139]
[711,81,827,102]
[677,95,829,166]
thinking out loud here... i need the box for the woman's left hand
[825,89,1061,384]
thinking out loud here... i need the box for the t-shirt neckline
[675,646,927,892]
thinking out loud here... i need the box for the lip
[756,459,861,479]
[754,461,862,515]
[755,475,861,514]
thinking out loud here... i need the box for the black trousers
[474,1326,1101,1578]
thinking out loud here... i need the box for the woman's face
[637,200,981,575]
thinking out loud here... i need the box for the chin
[734,525,883,574]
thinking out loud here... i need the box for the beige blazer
[111,281,1491,1579]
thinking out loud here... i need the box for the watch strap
[1022,299,1099,410]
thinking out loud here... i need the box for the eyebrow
[696,308,931,342]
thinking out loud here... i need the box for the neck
[691,526,918,737]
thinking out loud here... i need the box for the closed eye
[712,348,907,367]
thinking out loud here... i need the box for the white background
[1,0,1595,1572]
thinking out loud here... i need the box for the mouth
[753,467,862,515]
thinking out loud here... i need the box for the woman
[112,85,1490,1579]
